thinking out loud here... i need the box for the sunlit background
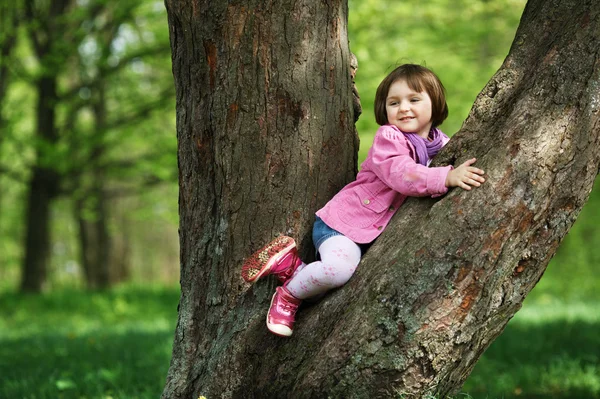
[1,0,598,397]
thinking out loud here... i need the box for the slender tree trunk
[76,84,112,289]
[109,212,131,284]
[20,0,71,292]
[163,0,600,397]
[76,184,111,289]
[20,76,61,292]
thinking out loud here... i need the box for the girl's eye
[411,98,420,102]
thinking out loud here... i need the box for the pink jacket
[316,124,452,244]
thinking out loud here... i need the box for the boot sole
[241,236,296,283]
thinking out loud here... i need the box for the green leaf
[55,378,76,390]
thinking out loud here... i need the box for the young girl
[241,64,485,337]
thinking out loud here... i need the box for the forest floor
[1,264,598,398]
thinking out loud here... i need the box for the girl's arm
[369,126,452,197]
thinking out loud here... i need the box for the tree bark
[163,0,600,398]
[162,0,357,397]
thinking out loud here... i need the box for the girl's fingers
[463,158,477,167]
[469,173,485,182]
[467,167,485,175]
[455,159,486,190]
[463,177,480,187]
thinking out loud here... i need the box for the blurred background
[0,0,598,398]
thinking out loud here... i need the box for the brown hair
[374,64,448,128]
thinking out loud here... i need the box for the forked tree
[162,0,600,397]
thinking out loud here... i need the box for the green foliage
[0,0,177,290]
[349,0,526,162]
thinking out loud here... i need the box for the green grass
[0,286,179,399]
[2,232,600,399]
[463,299,600,399]
[2,284,598,399]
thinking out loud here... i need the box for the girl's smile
[385,79,433,139]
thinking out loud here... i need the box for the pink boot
[266,286,302,337]
[241,236,302,284]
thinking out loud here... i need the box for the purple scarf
[403,128,448,166]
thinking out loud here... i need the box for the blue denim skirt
[312,216,373,258]
[312,216,343,252]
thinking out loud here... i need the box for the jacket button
[388,206,394,211]
[377,226,383,230]
[363,199,370,205]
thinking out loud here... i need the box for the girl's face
[385,79,433,139]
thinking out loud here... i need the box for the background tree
[163,0,600,398]
[8,0,174,291]
[20,0,74,292]
[65,2,173,289]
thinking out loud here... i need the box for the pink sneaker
[241,236,302,284]
[266,286,302,337]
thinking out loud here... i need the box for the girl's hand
[445,158,486,190]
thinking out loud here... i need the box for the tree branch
[0,165,28,183]
[59,44,171,101]
[104,86,175,131]
[104,174,177,199]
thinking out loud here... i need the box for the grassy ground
[0,286,179,399]
[463,298,600,398]
[1,281,598,398]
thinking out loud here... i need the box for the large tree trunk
[162,0,600,398]
[162,0,358,397]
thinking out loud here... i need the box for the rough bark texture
[163,0,357,397]
[163,0,600,398]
